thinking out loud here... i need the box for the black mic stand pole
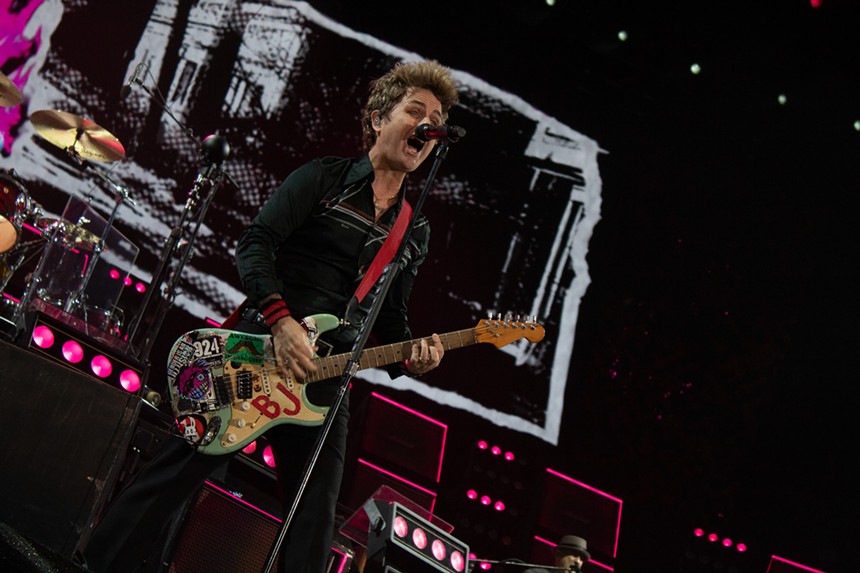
[125,135,230,363]
[120,68,233,364]
[262,140,454,573]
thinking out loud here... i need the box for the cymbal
[35,216,101,251]
[29,109,125,163]
[0,71,23,107]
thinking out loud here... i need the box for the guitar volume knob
[236,419,246,428]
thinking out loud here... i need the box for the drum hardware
[0,71,23,107]
[9,113,132,336]
[33,216,102,251]
[0,169,35,254]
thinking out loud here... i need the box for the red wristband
[261,299,291,328]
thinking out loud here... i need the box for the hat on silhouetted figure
[555,535,590,561]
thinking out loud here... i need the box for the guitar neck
[306,328,478,383]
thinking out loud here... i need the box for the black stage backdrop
[2,1,858,572]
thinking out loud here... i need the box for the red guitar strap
[221,199,413,329]
[353,199,413,303]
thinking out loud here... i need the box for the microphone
[414,123,466,143]
[120,62,146,99]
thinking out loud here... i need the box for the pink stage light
[32,325,55,348]
[466,489,478,500]
[124,276,132,286]
[736,543,747,552]
[62,340,84,363]
[135,282,146,293]
[693,528,705,537]
[722,537,733,547]
[263,445,277,468]
[432,539,446,560]
[480,495,491,506]
[451,550,466,572]
[91,355,113,378]
[242,441,257,454]
[708,533,719,542]
[479,561,491,570]
[109,268,120,279]
[491,445,501,455]
[393,516,409,538]
[119,369,141,392]
[493,501,506,512]
[412,527,427,549]
[477,440,488,450]
[504,451,515,461]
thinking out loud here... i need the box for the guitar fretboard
[306,328,478,383]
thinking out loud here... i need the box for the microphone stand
[125,135,231,362]
[262,139,454,573]
[120,64,234,365]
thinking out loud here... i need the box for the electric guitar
[166,313,545,455]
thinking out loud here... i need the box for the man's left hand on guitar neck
[404,333,445,377]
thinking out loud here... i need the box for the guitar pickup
[236,369,254,400]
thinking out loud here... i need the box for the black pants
[82,318,350,573]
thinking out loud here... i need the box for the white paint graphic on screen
[11,0,602,444]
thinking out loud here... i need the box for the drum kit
[1,70,131,343]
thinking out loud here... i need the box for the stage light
[365,500,469,573]
[477,440,488,450]
[394,516,409,538]
[722,537,733,547]
[119,369,141,392]
[25,311,148,392]
[466,490,477,500]
[31,325,54,348]
[262,444,276,468]
[135,282,146,293]
[493,501,505,512]
[708,532,718,542]
[413,527,428,549]
[62,340,84,363]
[91,354,113,377]
[109,268,120,279]
[490,446,501,456]
[242,440,257,454]
[736,543,747,552]
[694,527,705,537]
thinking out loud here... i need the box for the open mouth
[406,135,425,153]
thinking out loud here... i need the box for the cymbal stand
[125,135,231,363]
[62,151,135,317]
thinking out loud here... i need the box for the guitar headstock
[475,313,545,348]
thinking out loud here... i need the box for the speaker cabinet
[166,482,353,573]
[0,339,140,559]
